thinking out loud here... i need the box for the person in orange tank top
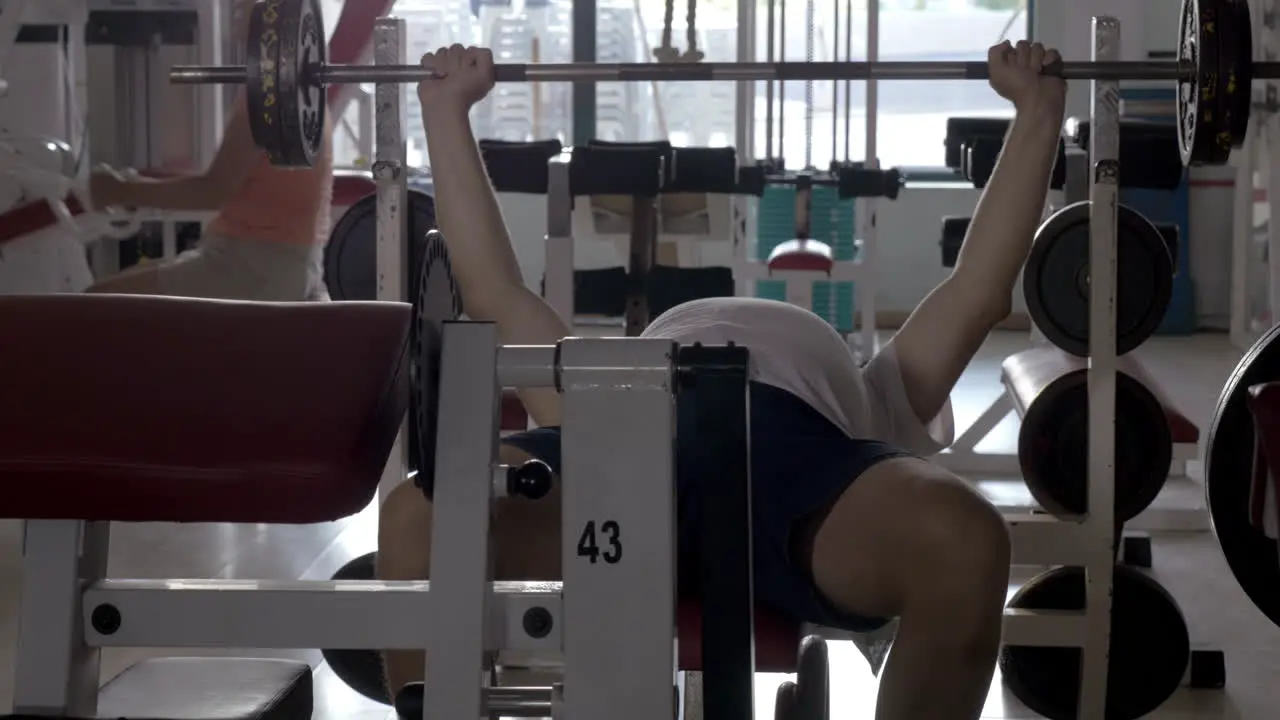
[84,0,334,301]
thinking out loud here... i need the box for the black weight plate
[1000,565,1190,720]
[245,0,284,162]
[412,230,463,500]
[276,0,326,167]
[1024,201,1174,358]
[1018,367,1173,522]
[1207,322,1280,631]
[1179,0,1230,165]
[1219,0,1254,149]
[321,552,390,705]
[324,190,438,302]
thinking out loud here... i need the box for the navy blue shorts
[503,381,910,632]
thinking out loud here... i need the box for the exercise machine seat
[98,657,312,720]
[0,294,410,524]
[676,599,801,672]
[766,239,834,274]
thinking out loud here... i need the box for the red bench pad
[676,599,801,672]
[0,295,409,524]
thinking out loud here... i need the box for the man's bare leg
[809,458,1011,720]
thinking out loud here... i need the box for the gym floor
[0,330,1275,719]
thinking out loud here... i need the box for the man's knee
[906,468,1011,598]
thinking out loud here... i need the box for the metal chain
[685,0,698,57]
[804,0,814,169]
[660,0,675,54]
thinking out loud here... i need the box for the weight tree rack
[934,139,1210,535]
[359,11,1134,719]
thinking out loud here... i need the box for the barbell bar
[171,0,1260,169]
[172,60,1277,85]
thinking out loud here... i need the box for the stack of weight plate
[753,180,857,332]
[995,201,1204,720]
[595,4,643,142]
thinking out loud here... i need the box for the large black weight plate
[321,552,390,705]
[1017,363,1173,522]
[1024,201,1173,358]
[1179,0,1229,165]
[1207,322,1280,631]
[1219,0,1254,149]
[412,230,463,500]
[1000,565,1190,720]
[246,0,284,162]
[276,0,326,167]
[324,190,438,302]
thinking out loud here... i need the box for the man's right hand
[987,40,1066,118]
[417,45,495,117]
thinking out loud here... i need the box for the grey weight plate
[275,0,327,167]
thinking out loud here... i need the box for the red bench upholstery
[0,295,409,524]
[676,600,801,672]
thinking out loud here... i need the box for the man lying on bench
[379,41,1067,720]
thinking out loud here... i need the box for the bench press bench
[0,294,808,719]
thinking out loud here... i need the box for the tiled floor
[1,330,1278,719]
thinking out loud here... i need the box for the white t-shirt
[641,297,954,456]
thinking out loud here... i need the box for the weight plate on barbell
[1219,0,1254,150]
[324,189,438,302]
[246,0,284,163]
[1000,565,1190,720]
[412,229,463,500]
[1023,201,1173,358]
[276,0,326,168]
[1206,322,1280,632]
[1178,0,1230,165]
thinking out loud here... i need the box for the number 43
[576,520,622,564]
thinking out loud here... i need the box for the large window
[876,0,1027,168]
[321,0,1026,169]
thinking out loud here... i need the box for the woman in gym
[84,0,334,301]
[379,41,1066,720]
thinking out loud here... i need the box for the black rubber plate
[1023,201,1174,358]
[246,0,283,163]
[1218,0,1254,149]
[1000,565,1190,720]
[320,553,390,705]
[1207,322,1280,631]
[276,0,326,168]
[412,230,463,500]
[1017,368,1173,522]
[324,190,437,302]
[1179,0,1230,165]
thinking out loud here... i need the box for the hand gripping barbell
[172,0,1271,169]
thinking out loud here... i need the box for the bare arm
[99,93,260,212]
[420,47,568,427]
[884,41,1065,425]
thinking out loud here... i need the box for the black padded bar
[568,146,666,196]
[479,139,563,194]
[666,147,741,194]
[677,343,755,720]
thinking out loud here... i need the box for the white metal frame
[6,15,1175,720]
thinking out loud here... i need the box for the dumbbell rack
[369,14,1123,720]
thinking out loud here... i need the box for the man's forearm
[422,108,524,311]
[953,105,1062,311]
